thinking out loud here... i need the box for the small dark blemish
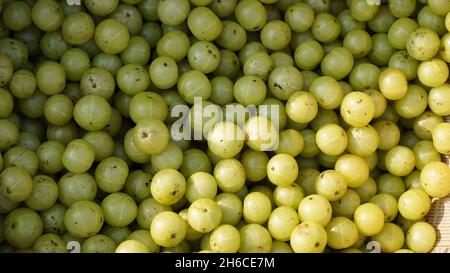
[273,82,283,90]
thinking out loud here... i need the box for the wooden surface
[429,116,450,252]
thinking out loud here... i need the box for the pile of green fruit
[1,0,450,253]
